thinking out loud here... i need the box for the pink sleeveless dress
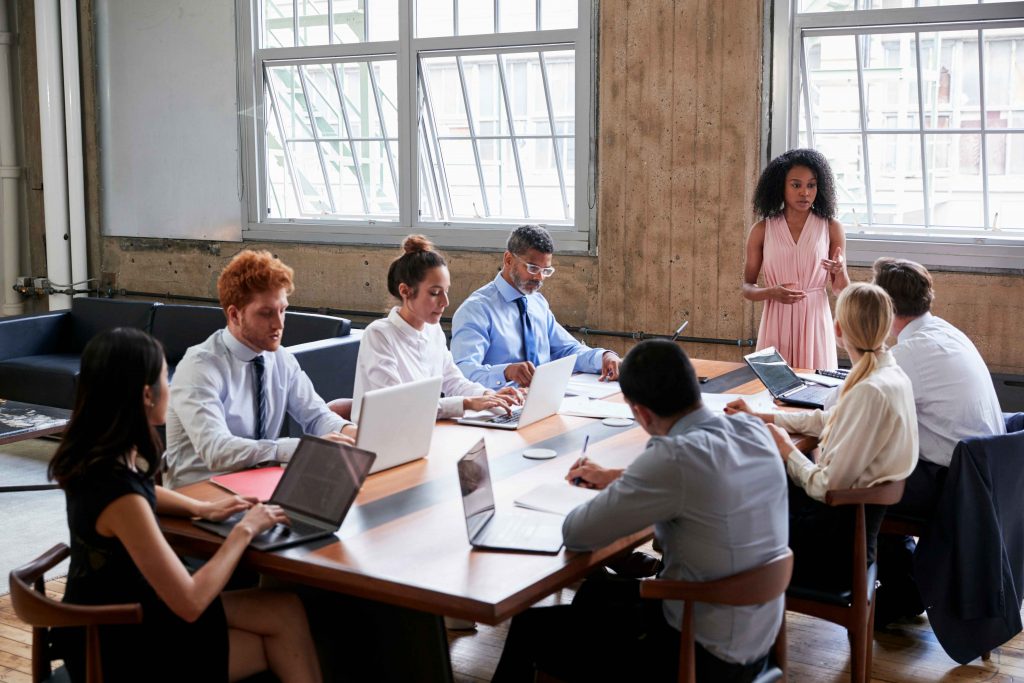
[756,214,837,369]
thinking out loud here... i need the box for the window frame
[237,0,597,253]
[766,0,1024,271]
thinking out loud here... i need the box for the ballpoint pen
[671,320,689,342]
[571,435,590,486]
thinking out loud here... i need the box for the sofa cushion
[0,354,81,409]
[68,298,156,353]
[283,311,350,346]
[151,304,227,365]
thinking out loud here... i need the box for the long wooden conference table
[161,359,779,681]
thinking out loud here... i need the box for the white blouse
[352,307,488,421]
[773,351,919,502]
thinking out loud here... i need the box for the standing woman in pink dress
[742,149,849,369]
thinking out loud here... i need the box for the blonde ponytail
[821,282,894,446]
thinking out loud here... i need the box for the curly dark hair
[752,148,837,220]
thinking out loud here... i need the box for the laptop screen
[270,437,375,526]
[458,439,495,540]
[744,347,804,396]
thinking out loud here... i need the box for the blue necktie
[252,355,267,440]
[515,297,540,366]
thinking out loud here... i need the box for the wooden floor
[2,578,1022,682]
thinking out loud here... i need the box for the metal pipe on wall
[33,0,71,310]
[0,0,23,315]
[59,0,87,287]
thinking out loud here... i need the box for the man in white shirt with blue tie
[451,224,620,388]
[164,250,356,488]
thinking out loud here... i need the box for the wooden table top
[161,359,797,624]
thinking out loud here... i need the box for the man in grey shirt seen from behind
[492,340,789,683]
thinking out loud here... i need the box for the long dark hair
[49,327,166,487]
[752,148,838,220]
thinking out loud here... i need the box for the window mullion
[296,66,339,213]
[977,27,991,231]
[367,64,400,212]
[496,54,530,218]
[331,64,371,214]
[419,70,455,220]
[539,52,570,220]
[398,0,415,227]
[455,55,493,217]
[914,32,931,229]
[266,84,305,215]
[855,33,874,229]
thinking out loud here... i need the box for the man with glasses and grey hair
[451,224,620,388]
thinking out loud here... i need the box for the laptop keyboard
[485,409,523,425]
[482,512,539,545]
[794,385,835,405]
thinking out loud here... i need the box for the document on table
[559,395,633,420]
[565,373,620,399]
[795,372,843,388]
[515,483,599,516]
[700,390,778,414]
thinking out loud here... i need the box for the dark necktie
[252,355,266,440]
[515,297,540,366]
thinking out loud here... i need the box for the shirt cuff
[439,396,465,419]
[486,364,510,389]
[275,437,301,462]
[576,348,607,374]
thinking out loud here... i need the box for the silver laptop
[458,438,564,554]
[456,354,575,430]
[193,436,375,551]
[357,376,443,474]
[744,346,836,409]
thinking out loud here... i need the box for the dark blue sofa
[0,297,361,410]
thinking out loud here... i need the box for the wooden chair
[9,543,143,683]
[639,549,794,683]
[785,479,905,683]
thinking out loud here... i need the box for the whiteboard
[95,0,243,241]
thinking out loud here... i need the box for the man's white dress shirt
[774,351,919,501]
[352,307,489,421]
[890,313,1004,467]
[164,328,350,488]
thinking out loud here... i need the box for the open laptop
[193,436,375,551]
[744,346,837,409]
[458,438,564,554]
[356,376,443,474]
[456,354,575,430]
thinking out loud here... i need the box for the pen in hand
[571,435,590,487]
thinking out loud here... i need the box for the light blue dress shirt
[163,328,350,488]
[450,272,607,388]
[563,407,790,665]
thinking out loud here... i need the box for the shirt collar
[667,405,717,437]
[493,271,526,303]
[387,306,430,340]
[897,312,932,343]
[221,328,262,363]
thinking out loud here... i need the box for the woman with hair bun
[725,283,918,585]
[350,235,522,423]
[743,148,849,369]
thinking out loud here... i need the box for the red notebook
[210,466,284,502]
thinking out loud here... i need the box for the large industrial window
[769,1,1024,269]
[239,0,594,251]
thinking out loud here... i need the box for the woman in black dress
[49,327,321,682]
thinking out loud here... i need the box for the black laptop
[193,436,376,551]
[743,346,837,409]
[457,438,564,554]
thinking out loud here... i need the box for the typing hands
[504,361,536,387]
[199,495,256,521]
[464,393,518,414]
[321,430,356,446]
[236,503,290,538]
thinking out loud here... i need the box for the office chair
[9,543,143,683]
[639,549,794,683]
[785,479,905,683]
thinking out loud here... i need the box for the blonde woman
[726,282,918,586]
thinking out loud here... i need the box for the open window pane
[264,0,295,48]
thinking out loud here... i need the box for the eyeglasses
[514,255,556,278]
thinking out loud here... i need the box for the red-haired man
[164,250,356,488]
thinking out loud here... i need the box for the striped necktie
[252,355,267,440]
[515,297,540,366]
